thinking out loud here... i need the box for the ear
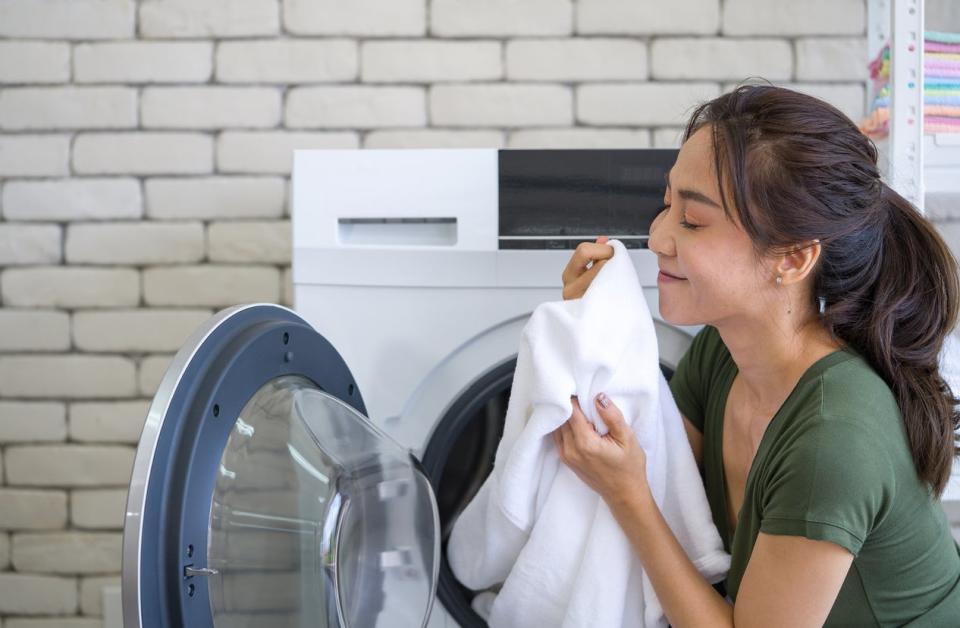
[773,239,821,286]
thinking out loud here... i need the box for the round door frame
[122,304,368,628]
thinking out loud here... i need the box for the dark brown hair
[684,83,960,498]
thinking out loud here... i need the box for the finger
[561,241,614,286]
[595,392,630,441]
[567,396,600,447]
[596,235,609,245]
[562,258,608,300]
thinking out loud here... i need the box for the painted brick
[431,84,573,127]
[6,619,102,628]
[80,575,120,616]
[218,131,359,174]
[283,0,425,36]
[65,222,204,265]
[0,0,135,39]
[0,42,70,83]
[506,39,647,81]
[2,178,142,221]
[72,309,211,352]
[286,86,426,128]
[364,129,504,148]
[146,176,286,219]
[143,265,281,307]
[140,0,280,38]
[652,127,687,148]
[432,0,572,36]
[142,87,281,129]
[69,400,150,444]
[0,573,77,615]
[577,0,720,35]
[0,135,70,177]
[73,133,214,175]
[0,87,137,130]
[722,0,864,36]
[0,311,70,352]
[796,38,868,81]
[138,355,173,397]
[0,225,62,266]
[0,532,8,570]
[651,38,792,81]
[217,40,357,83]
[577,82,720,126]
[1,267,140,309]
[0,356,137,399]
[208,221,291,263]
[75,41,213,83]
[362,40,501,82]
[6,446,135,487]
[71,489,126,529]
[508,128,651,148]
[0,490,68,530]
[11,532,122,574]
[0,401,67,443]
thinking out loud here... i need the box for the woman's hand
[552,393,650,508]
[561,236,614,300]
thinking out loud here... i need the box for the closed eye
[657,204,701,230]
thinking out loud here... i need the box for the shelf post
[888,0,925,212]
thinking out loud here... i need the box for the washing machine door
[122,304,441,628]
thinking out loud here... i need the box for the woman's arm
[609,488,853,628]
[556,395,854,628]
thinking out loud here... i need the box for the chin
[657,300,699,328]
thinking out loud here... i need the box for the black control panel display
[498,149,678,250]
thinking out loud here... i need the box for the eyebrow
[665,169,722,210]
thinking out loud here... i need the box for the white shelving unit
[869,0,960,218]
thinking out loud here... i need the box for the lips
[659,269,686,280]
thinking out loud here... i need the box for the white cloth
[446,238,731,628]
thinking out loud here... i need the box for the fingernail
[596,392,609,408]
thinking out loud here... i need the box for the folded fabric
[926,106,960,118]
[928,30,960,45]
[446,239,731,628]
[927,42,960,54]
[872,95,960,107]
[860,107,960,137]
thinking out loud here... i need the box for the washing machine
[121,148,700,628]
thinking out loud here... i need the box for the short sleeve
[668,325,720,433]
[759,419,893,557]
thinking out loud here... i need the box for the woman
[554,84,960,627]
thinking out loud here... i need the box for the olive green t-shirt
[668,324,960,626]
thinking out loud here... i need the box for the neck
[714,312,843,413]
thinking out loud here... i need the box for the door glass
[207,375,439,628]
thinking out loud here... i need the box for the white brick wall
[3,1,949,625]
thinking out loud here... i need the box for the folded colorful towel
[927,30,960,45]
[859,107,960,137]
[927,42,960,54]
[873,95,960,108]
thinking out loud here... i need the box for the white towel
[446,238,731,628]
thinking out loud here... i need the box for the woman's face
[648,125,772,328]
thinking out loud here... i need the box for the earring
[818,295,826,315]
[776,275,792,314]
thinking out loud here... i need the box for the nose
[647,207,675,257]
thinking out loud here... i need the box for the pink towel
[927,42,960,54]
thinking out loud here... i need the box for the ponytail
[824,184,960,498]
